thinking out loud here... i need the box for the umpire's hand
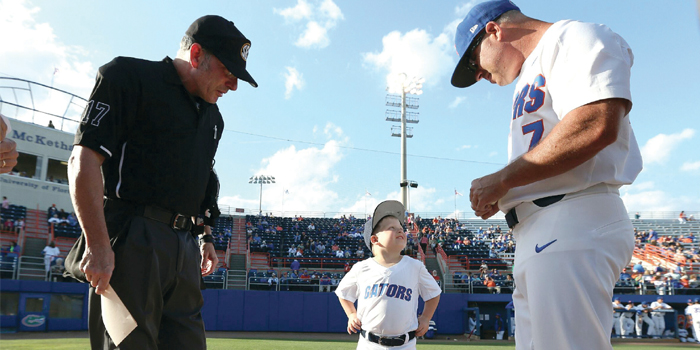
[81,239,115,295]
[200,242,218,276]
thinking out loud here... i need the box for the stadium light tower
[249,175,275,215]
[386,73,423,208]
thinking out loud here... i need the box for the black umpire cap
[186,15,258,87]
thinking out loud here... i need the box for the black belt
[505,194,565,229]
[361,330,416,347]
[105,198,193,231]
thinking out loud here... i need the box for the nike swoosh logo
[535,239,557,253]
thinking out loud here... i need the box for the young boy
[335,200,441,349]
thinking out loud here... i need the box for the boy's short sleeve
[335,263,360,303]
[417,263,442,301]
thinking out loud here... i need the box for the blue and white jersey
[500,20,642,211]
[335,256,441,336]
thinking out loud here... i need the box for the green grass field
[0,338,692,350]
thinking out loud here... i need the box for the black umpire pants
[89,201,205,350]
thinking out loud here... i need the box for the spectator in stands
[432,270,441,285]
[267,272,278,291]
[679,211,688,223]
[355,246,364,259]
[320,274,332,292]
[42,241,60,273]
[14,218,24,234]
[633,262,645,274]
[429,235,437,253]
[344,261,351,273]
[479,260,488,274]
[67,212,78,227]
[291,259,301,275]
[288,246,297,257]
[648,229,658,242]
[308,222,316,231]
[5,241,20,253]
[3,218,14,232]
[335,248,345,258]
[295,248,304,257]
[332,243,340,252]
[420,234,428,254]
[1,196,8,211]
[404,243,414,256]
[619,268,632,281]
[634,212,640,220]
[47,204,57,220]
[485,276,500,294]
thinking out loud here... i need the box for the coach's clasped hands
[346,312,362,334]
[470,171,508,220]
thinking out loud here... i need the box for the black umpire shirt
[74,56,224,216]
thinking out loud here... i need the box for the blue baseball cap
[695,298,700,303]
[641,301,649,306]
[614,297,620,301]
[451,0,520,88]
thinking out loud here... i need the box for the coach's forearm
[420,295,441,321]
[338,298,358,317]
[500,98,628,190]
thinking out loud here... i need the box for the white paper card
[101,284,137,346]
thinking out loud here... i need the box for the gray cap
[363,200,405,250]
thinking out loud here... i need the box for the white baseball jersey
[689,304,700,320]
[612,301,623,316]
[650,301,671,317]
[499,20,642,212]
[335,256,441,337]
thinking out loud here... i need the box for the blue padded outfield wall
[0,281,694,334]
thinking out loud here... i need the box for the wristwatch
[200,234,214,244]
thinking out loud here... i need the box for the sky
[1,0,699,218]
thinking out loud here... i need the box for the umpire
[65,15,257,349]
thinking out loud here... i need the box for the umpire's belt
[104,198,193,231]
[361,330,416,347]
[505,183,620,229]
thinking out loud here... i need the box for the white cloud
[489,151,498,157]
[296,21,329,48]
[283,66,304,99]
[681,160,700,172]
[457,145,472,151]
[274,0,313,21]
[362,28,454,90]
[221,124,347,213]
[620,181,700,212]
[449,96,466,109]
[275,0,344,49]
[640,128,695,164]
[0,0,95,132]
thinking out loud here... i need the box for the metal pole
[400,89,408,208]
[259,182,263,215]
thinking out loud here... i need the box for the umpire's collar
[162,56,213,110]
[163,56,183,85]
